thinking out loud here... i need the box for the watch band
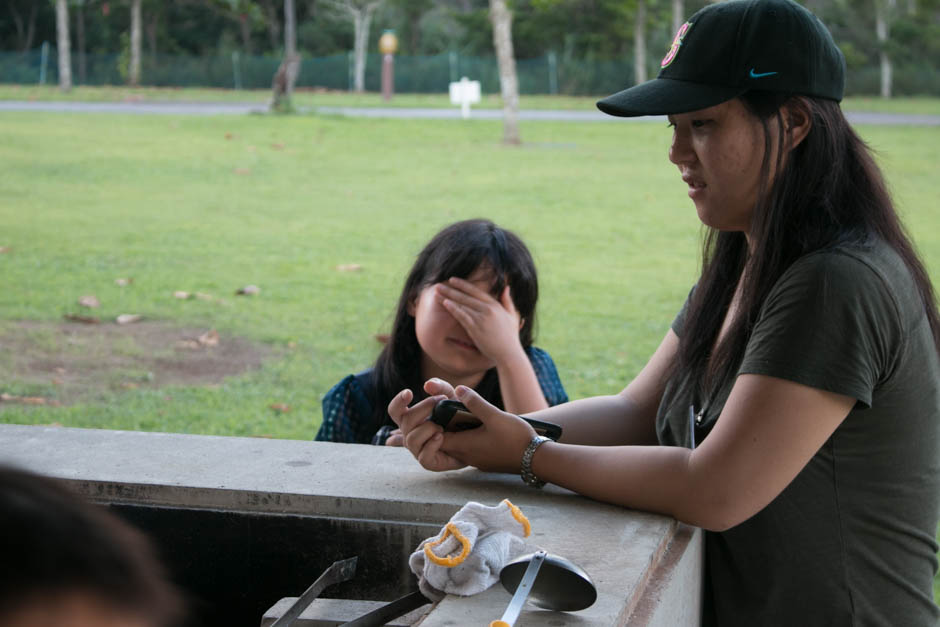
[520,435,550,488]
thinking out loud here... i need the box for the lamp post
[378,30,398,101]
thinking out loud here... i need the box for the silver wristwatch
[521,435,550,488]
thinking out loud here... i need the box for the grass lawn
[1,108,937,432]
[1,103,938,599]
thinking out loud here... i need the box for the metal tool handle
[271,556,358,627]
[339,589,430,627]
[490,550,546,627]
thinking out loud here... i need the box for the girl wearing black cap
[389,0,940,624]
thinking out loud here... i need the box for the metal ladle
[490,550,597,626]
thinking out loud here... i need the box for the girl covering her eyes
[316,219,567,445]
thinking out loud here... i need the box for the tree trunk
[352,8,373,92]
[672,0,684,42]
[875,0,894,98]
[10,3,38,53]
[271,0,301,111]
[129,0,142,86]
[489,0,520,145]
[285,0,297,57]
[262,0,282,51]
[634,0,647,84]
[239,14,253,54]
[145,11,158,62]
[75,1,86,84]
[56,0,72,91]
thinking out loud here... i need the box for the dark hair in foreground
[678,92,940,400]
[371,219,539,424]
[0,465,183,627]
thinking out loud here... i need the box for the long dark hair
[371,219,540,425]
[678,92,940,402]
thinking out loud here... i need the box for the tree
[489,0,520,145]
[73,0,87,84]
[387,0,433,53]
[7,1,39,53]
[210,0,265,53]
[874,0,896,96]
[56,0,73,91]
[129,0,141,85]
[326,0,384,92]
[634,0,648,84]
[271,0,300,111]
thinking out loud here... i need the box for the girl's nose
[668,129,694,166]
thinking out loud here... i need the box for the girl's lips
[683,175,706,199]
[448,337,479,352]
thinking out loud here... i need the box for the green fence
[2,46,938,96]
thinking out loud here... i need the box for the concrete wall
[0,424,702,626]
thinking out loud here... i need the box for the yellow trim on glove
[502,499,531,538]
[424,522,472,567]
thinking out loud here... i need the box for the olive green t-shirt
[657,239,940,626]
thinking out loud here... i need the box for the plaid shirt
[316,346,568,445]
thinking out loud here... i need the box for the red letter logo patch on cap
[661,21,692,68]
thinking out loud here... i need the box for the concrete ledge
[0,424,702,626]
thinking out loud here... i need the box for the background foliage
[2,0,939,95]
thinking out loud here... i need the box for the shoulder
[525,346,569,405]
[525,345,562,375]
[525,345,553,364]
[768,240,909,328]
[318,369,376,441]
[320,374,364,429]
[323,373,362,405]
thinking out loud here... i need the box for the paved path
[1,100,938,125]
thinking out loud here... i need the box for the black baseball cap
[597,0,846,117]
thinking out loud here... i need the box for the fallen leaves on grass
[234,167,252,176]
[272,142,285,150]
[175,329,220,350]
[0,393,60,406]
[270,403,291,413]
[0,246,9,254]
[236,285,260,296]
[64,313,101,324]
[336,263,362,272]
[78,295,100,308]
[225,132,234,140]
[174,291,192,300]
[375,333,390,344]
[198,329,219,347]
[115,277,133,287]
[116,314,142,325]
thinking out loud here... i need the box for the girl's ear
[782,98,812,152]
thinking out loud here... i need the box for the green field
[1,92,938,601]
[1,105,938,434]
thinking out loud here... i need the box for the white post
[460,77,470,119]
